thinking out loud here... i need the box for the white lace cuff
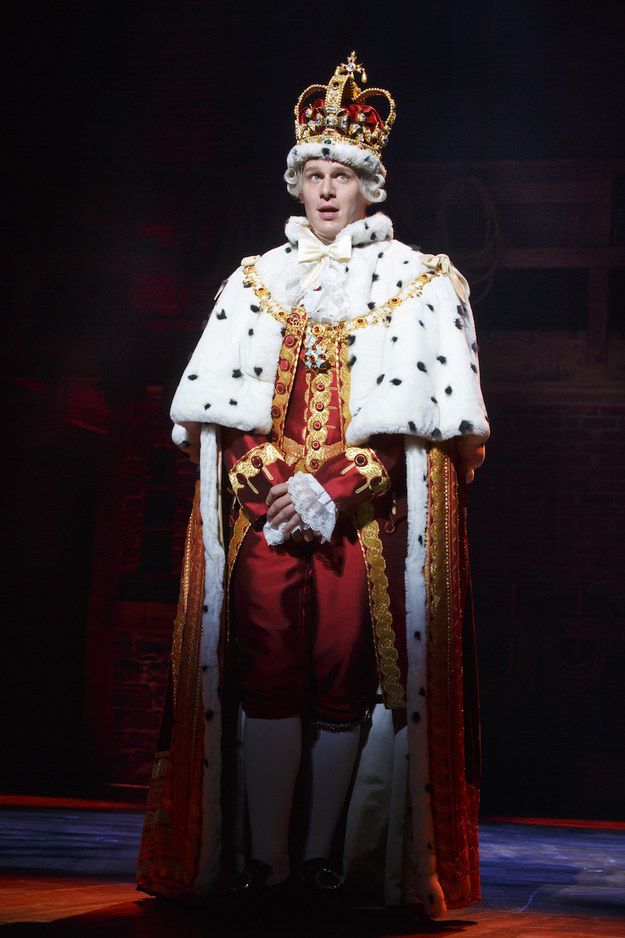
[287,472,338,544]
[262,518,290,547]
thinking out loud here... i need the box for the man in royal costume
[137,53,489,919]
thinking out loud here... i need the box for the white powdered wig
[285,142,387,204]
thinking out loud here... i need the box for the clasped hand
[266,482,319,542]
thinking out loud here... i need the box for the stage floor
[0,804,624,936]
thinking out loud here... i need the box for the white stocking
[243,715,302,884]
[304,725,361,862]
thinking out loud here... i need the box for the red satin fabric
[232,515,378,723]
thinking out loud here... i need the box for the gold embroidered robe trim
[136,480,206,899]
[425,445,481,908]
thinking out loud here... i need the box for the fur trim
[284,212,393,248]
[170,237,489,449]
[286,141,386,178]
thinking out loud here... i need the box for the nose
[320,175,335,200]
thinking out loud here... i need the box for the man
[137,52,488,919]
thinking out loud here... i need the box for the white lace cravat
[297,227,352,290]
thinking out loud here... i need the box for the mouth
[317,206,339,219]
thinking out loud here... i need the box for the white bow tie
[297,227,352,290]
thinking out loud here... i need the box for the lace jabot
[282,213,394,324]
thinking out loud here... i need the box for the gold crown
[293,52,396,160]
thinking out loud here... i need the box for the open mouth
[318,207,338,218]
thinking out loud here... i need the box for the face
[299,159,368,241]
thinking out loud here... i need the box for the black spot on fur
[232,369,242,378]
[370,232,377,240]
[471,341,478,352]
[347,355,356,367]
[427,303,434,311]
[378,251,384,258]
[390,378,402,385]
[445,386,453,395]
[459,420,474,434]
[414,630,422,640]
[188,374,198,380]
[204,403,211,410]
[205,710,214,720]
[454,318,463,329]
[396,280,403,288]
[229,399,237,406]
[457,304,464,315]
[345,266,349,273]
[376,374,385,384]
[285,246,292,253]
[403,259,409,264]
[216,309,227,320]
[254,367,263,376]
[419,687,426,697]
[367,302,375,310]
[201,664,208,672]
[419,320,425,327]
[437,355,447,364]
[471,363,478,373]
[322,147,330,156]
[251,304,260,312]
[418,534,423,545]
[431,428,442,439]
[431,396,438,404]
[347,334,356,345]
[411,712,421,723]
[408,420,416,432]
[364,221,369,229]
[248,328,254,336]
[181,440,190,448]
[417,361,427,372]
[391,336,397,342]
[203,605,208,613]
[372,273,379,281]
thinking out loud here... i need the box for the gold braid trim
[355,501,405,708]
[137,480,206,898]
[343,446,390,496]
[271,314,306,445]
[228,442,284,500]
[225,509,251,643]
[242,262,441,333]
[425,445,480,908]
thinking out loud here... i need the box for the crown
[293,52,396,162]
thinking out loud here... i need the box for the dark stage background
[4,0,625,821]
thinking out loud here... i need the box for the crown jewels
[293,52,396,160]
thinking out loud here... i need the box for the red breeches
[232,517,378,724]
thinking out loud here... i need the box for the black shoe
[300,857,343,893]
[228,858,274,898]
[225,859,290,923]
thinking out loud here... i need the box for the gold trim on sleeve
[228,442,285,499]
[342,446,390,496]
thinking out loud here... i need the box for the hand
[266,483,317,541]
[456,435,486,485]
